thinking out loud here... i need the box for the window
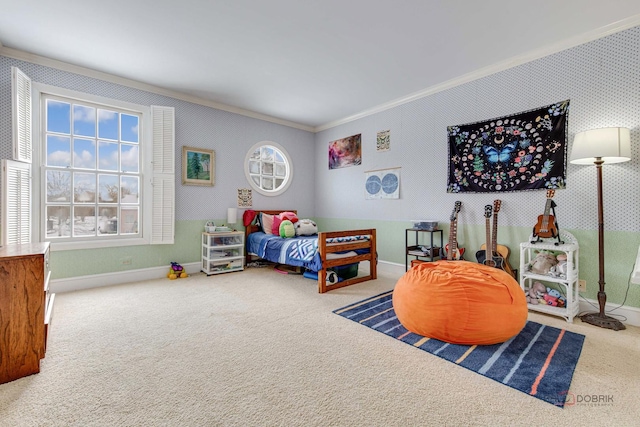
[3,67,176,249]
[42,95,142,239]
[244,141,293,196]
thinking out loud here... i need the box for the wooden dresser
[0,242,54,384]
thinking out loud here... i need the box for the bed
[244,210,377,293]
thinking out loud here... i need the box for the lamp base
[580,312,626,331]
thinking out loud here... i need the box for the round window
[244,141,293,196]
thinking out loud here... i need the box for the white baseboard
[50,262,202,293]
[50,259,640,328]
[578,298,640,328]
[377,260,406,277]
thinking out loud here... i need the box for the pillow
[279,220,295,238]
[295,219,317,236]
[272,216,283,235]
[243,209,257,227]
[279,211,299,223]
[261,213,275,235]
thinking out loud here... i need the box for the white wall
[0,56,317,222]
[314,26,640,234]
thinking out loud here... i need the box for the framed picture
[182,146,214,186]
[328,133,362,169]
[237,188,253,207]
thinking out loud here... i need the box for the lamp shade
[570,127,631,165]
[227,208,237,224]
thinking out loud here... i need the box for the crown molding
[3,14,640,135]
[0,45,315,133]
[314,15,640,132]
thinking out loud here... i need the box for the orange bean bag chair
[393,260,527,345]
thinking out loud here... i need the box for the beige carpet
[1,265,639,426]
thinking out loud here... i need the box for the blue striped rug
[333,290,585,407]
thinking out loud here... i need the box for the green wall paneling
[316,217,640,309]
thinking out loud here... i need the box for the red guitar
[533,190,559,239]
[445,201,465,260]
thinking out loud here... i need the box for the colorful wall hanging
[447,100,569,193]
[329,133,362,169]
[365,167,400,199]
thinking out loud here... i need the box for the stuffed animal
[526,250,558,275]
[279,220,296,238]
[295,219,318,236]
[167,262,189,279]
[549,253,568,279]
[525,281,546,305]
[272,212,299,235]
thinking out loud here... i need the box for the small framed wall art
[237,188,253,207]
[182,146,214,186]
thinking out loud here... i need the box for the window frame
[244,141,293,197]
[33,83,154,250]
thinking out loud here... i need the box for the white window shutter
[12,67,32,163]
[2,160,31,245]
[150,106,175,244]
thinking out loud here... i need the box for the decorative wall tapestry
[365,167,400,199]
[447,100,569,193]
[329,133,362,169]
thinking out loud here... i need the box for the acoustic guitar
[445,201,465,260]
[533,190,559,239]
[480,200,515,277]
[475,205,504,269]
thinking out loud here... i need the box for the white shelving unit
[201,231,245,275]
[519,230,580,323]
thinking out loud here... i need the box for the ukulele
[480,200,515,277]
[445,201,465,260]
[475,205,504,269]
[533,190,559,239]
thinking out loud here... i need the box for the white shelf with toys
[519,230,580,323]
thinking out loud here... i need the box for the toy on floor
[168,262,189,280]
[303,270,341,284]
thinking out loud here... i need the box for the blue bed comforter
[247,232,323,271]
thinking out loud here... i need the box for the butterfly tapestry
[447,100,569,193]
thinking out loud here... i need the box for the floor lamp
[570,127,631,331]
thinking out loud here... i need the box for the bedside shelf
[201,231,245,275]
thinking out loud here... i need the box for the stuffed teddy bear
[295,219,318,236]
[549,253,568,279]
[526,250,558,275]
[525,281,546,305]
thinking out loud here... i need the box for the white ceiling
[2,1,640,131]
